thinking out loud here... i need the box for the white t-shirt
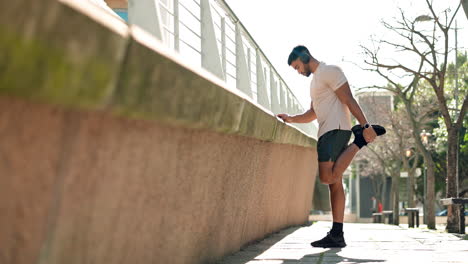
[310,62,352,138]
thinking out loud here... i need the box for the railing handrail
[123,0,317,137]
[216,0,304,109]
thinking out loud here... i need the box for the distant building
[353,90,394,217]
[356,90,393,127]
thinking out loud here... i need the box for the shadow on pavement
[219,247,386,264]
[217,224,386,264]
[299,248,385,264]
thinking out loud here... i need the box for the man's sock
[330,222,343,236]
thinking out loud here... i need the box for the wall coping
[0,0,316,148]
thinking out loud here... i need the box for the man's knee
[319,162,335,185]
[320,170,342,185]
[319,172,333,185]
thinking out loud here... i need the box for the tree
[355,92,395,210]
[361,1,467,232]
[364,121,403,225]
[356,97,427,224]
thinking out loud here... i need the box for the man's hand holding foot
[352,124,386,149]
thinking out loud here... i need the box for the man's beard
[304,65,311,77]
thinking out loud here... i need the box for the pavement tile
[216,221,468,264]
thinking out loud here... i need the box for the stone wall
[0,1,318,263]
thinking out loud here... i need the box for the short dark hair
[287,45,312,65]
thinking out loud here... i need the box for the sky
[224,0,468,109]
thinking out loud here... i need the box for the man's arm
[334,82,377,143]
[277,101,317,123]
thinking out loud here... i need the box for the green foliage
[411,53,468,198]
[444,52,468,119]
[368,53,468,202]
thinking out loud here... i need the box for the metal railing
[123,0,317,137]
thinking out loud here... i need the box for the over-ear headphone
[292,49,311,64]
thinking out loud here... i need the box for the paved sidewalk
[217,221,468,264]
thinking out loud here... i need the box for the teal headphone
[292,48,311,64]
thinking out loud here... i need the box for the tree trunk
[410,133,436,229]
[425,155,436,230]
[446,127,460,233]
[382,176,388,210]
[392,166,401,225]
[402,98,436,229]
[408,170,415,208]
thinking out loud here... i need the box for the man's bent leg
[318,143,359,185]
[332,143,359,180]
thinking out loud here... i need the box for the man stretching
[277,45,385,248]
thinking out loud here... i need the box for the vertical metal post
[264,68,268,98]
[269,69,280,114]
[279,82,286,113]
[128,0,165,41]
[235,22,252,96]
[255,51,269,109]
[247,48,251,77]
[270,70,278,111]
[287,92,294,113]
[200,0,224,79]
[356,162,361,220]
[221,17,226,79]
[173,0,179,51]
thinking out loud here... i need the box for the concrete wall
[0,97,316,264]
[0,0,318,264]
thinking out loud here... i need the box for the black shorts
[317,129,352,162]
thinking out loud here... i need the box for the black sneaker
[351,124,386,136]
[351,124,386,148]
[310,232,346,248]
